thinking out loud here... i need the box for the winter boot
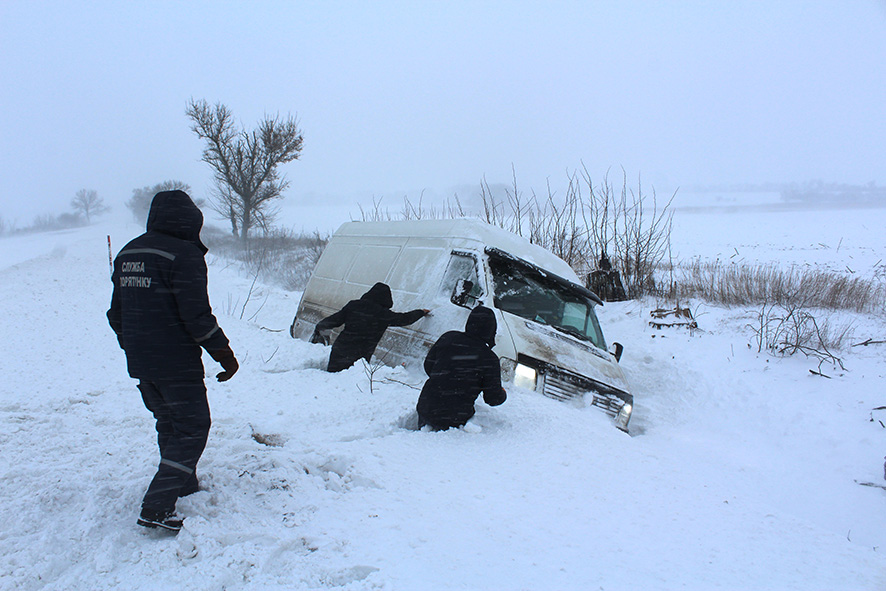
[137,508,183,532]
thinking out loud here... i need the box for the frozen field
[671,198,886,279]
[1,201,885,590]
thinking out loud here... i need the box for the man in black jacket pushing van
[313,282,429,372]
[416,305,507,430]
[108,190,238,532]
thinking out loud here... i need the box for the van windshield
[488,254,607,349]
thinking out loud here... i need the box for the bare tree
[528,173,589,270]
[355,165,673,300]
[186,99,304,243]
[478,166,532,236]
[71,189,109,223]
[126,180,192,224]
[584,168,674,298]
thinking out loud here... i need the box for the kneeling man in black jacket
[313,282,429,372]
[416,306,507,430]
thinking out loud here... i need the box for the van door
[383,250,487,366]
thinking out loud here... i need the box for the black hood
[465,305,496,348]
[146,190,207,254]
[361,282,394,309]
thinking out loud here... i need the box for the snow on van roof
[334,218,581,283]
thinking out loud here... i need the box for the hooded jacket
[316,282,426,372]
[416,306,506,430]
[107,190,230,381]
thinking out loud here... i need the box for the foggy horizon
[2,1,885,223]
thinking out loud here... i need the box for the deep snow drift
[1,204,885,590]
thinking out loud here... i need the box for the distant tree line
[1,188,110,236]
[5,94,306,243]
[781,180,886,204]
[126,181,193,225]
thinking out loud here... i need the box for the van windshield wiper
[551,324,588,342]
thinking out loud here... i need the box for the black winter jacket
[107,190,230,381]
[316,282,426,372]
[416,306,506,430]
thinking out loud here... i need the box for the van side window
[441,253,482,308]
[347,245,402,286]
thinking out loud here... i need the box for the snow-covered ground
[1,204,885,590]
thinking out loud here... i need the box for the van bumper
[506,355,633,431]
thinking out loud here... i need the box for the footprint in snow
[321,565,380,586]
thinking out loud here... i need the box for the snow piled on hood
[1,209,885,590]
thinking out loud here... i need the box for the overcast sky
[2,1,885,223]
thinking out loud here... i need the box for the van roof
[333,218,580,282]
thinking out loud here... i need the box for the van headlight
[615,402,632,432]
[514,363,538,391]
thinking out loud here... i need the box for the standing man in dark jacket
[108,190,238,532]
[313,282,429,372]
[416,306,507,430]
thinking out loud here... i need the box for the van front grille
[542,373,626,417]
[541,373,585,402]
[588,391,627,417]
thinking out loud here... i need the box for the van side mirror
[451,279,475,308]
[612,342,624,363]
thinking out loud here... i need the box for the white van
[290,219,633,430]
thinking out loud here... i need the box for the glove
[208,347,239,382]
[311,329,330,346]
[484,387,507,407]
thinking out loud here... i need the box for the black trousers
[137,379,210,513]
[326,345,368,373]
[417,409,474,431]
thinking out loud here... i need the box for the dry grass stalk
[673,259,885,313]
[750,302,853,370]
[203,225,328,292]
